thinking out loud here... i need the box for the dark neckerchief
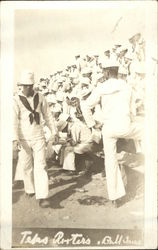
[19,93,40,125]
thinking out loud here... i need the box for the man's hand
[90,122,102,132]
[13,140,21,151]
[71,140,77,146]
[49,133,59,144]
[54,134,59,144]
[93,122,102,130]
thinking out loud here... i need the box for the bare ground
[12,152,144,230]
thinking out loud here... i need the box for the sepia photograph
[0,1,157,249]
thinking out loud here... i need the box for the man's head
[129,33,141,45]
[94,55,99,64]
[81,67,92,79]
[86,55,91,62]
[104,50,110,58]
[72,64,77,69]
[19,70,35,97]
[70,97,79,107]
[75,55,80,60]
[119,49,128,59]
[80,77,91,88]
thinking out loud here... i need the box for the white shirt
[70,120,92,144]
[13,91,57,141]
[82,78,133,130]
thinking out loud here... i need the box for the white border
[0,1,157,249]
[1,2,14,249]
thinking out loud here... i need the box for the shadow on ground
[48,174,92,209]
[46,153,144,209]
[12,190,24,204]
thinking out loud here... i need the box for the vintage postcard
[0,1,157,249]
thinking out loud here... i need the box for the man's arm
[41,96,58,137]
[70,124,81,145]
[13,97,21,150]
[81,87,101,128]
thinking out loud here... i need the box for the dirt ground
[12,151,144,230]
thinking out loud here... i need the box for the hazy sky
[14,3,148,83]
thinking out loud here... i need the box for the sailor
[13,70,59,208]
[82,60,144,207]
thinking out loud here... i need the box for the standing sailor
[13,70,58,208]
[82,60,144,207]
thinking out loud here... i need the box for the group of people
[13,32,146,208]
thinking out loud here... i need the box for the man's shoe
[79,169,91,177]
[69,171,78,176]
[111,200,119,208]
[26,193,35,198]
[39,199,50,208]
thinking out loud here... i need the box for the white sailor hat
[118,65,128,75]
[68,92,78,99]
[117,46,128,54]
[124,51,133,60]
[96,73,103,80]
[41,81,47,87]
[104,49,110,53]
[102,59,119,69]
[57,77,64,83]
[114,43,122,48]
[61,70,68,77]
[19,70,35,85]
[72,78,79,85]
[51,82,58,92]
[63,81,71,91]
[69,72,79,78]
[80,77,91,85]
[41,88,49,95]
[80,89,92,99]
[46,94,57,104]
[56,91,64,102]
[81,67,92,75]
